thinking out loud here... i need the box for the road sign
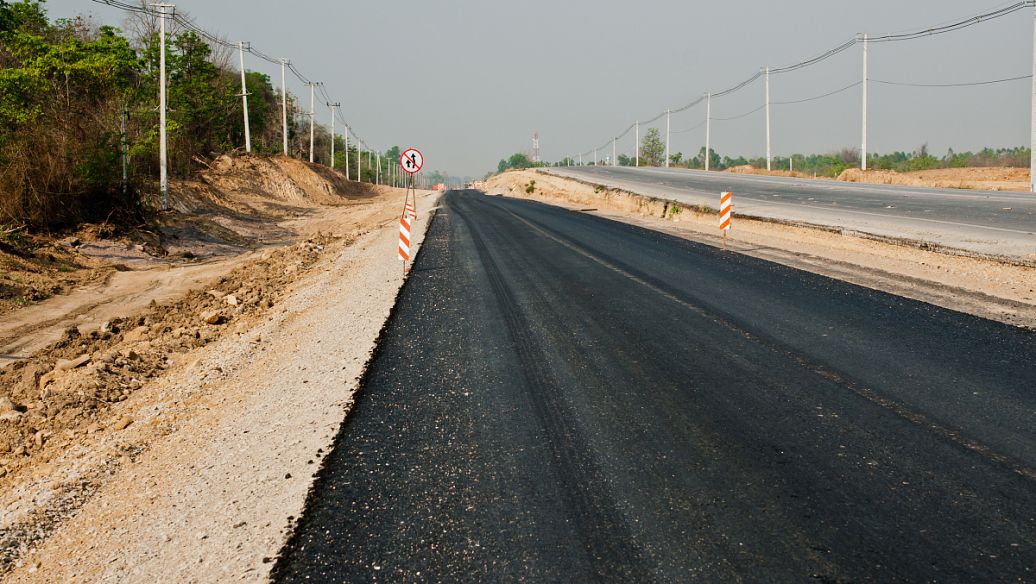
[400,148,424,174]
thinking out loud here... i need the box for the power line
[712,104,766,122]
[872,74,1032,88]
[573,0,1035,160]
[88,0,387,154]
[772,80,863,105]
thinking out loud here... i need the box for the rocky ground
[485,170,1036,330]
[0,153,436,581]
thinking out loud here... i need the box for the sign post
[398,148,424,275]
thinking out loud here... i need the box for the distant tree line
[498,131,1029,178]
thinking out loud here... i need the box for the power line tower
[532,131,541,163]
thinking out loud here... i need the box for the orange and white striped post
[405,201,417,221]
[719,191,733,248]
[398,215,412,274]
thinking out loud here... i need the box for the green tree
[640,127,664,166]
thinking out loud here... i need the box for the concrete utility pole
[665,108,671,168]
[344,128,350,180]
[358,147,363,182]
[280,59,289,156]
[861,33,869,171]
[158,3,173,209]
[1030,5,1035,192]
[705,92,712,172]
[635,120,640,167]
[612,137,617,167]
[121,105,128,195]
[594,147,597,166]
[765,67,772,171]
[328,102,339,169]
[307,82,318,163]
[238,41,251,153]
[376,151,381,185]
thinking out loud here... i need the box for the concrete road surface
[548,166,1036,258]
[274,191,1036,582]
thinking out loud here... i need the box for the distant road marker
[720,191,733,247]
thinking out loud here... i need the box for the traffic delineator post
[405,201,417,221]
[719,191,732,248]
[399,215,412,274]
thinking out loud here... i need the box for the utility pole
[579,152,582,166]
[594,147,598,166]
[613,137,616,167]
[358,147,363,182]
[861,33,869,171]
[1030,5,1035,192]
[306,82,318,163]
[238,41,251,153]
[328,102,339,169]
[376,151,381,185]
[157,3,173,209]
[280,58,289,156]
[765,67,772,171]
[665,108,671,168]
[121,104,128,195]
[705,92,712,172]
[635,120,640,167]
[345,128,350,180]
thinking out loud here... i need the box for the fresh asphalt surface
[550,166,1036,257]
[274,191,1036,582]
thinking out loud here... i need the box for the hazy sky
[46,0,1034,176]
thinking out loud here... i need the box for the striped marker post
[399,215,412,274]
[719,191,733,248]
[405,201,417,221]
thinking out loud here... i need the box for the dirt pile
[486,170,678,218]
[173,154,370,216]
[837,167,1030,191]
[726,165,815,179]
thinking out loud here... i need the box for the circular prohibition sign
[400,148,424,174]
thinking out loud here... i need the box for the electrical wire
[671,120,706,135]
[871,74,1032,87]
[772,80,862,105]
[712,104,766,122]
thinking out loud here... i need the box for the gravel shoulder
[485,170,1036,330]
[0,191,437,582]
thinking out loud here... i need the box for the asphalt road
[549,166,1036,258]
[274,191,1036,582]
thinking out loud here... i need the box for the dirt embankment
[0,154,377,320]
[486,170,1036,330]
[723,164,1030,192]
[0,153,427,579]
[837,167,1030,192]
[0,154,400,367]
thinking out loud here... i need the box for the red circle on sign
[400,148,424,174]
